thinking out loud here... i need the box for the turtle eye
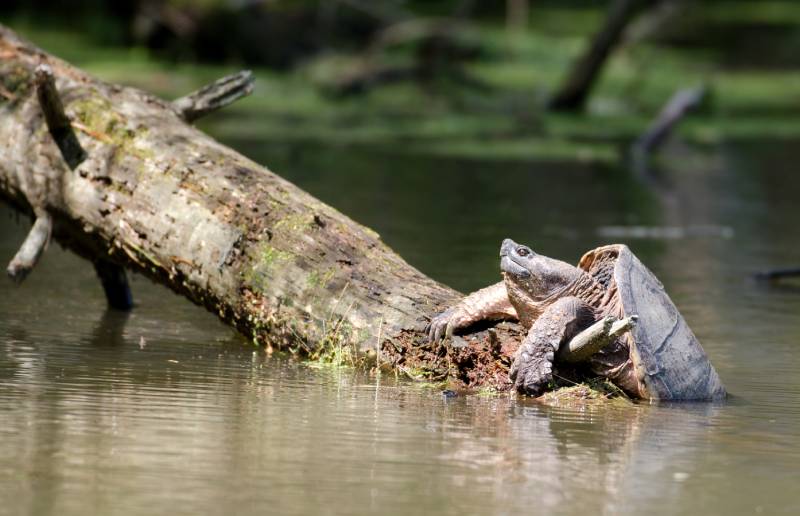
[516,246,530,257]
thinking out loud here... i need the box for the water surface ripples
[3,139,800,515]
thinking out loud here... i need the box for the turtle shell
[579,245,726,401]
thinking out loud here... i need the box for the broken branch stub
[171,70,255,122]
[558,315,637,363]
[35,64,87,170]
[6,212,52,283]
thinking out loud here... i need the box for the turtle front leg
[510,296,595,396]
[427,281,518,342]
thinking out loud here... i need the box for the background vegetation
[5,0,800,166]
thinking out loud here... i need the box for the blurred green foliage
[3,1,800,163]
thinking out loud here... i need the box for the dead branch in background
[327,18,486,97]
[633,85,706,156]
[630,84,706,186]
[548,0,651,111]
[506,0,530,32]
[753,268,800,282]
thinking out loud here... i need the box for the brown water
[3,130,800,514]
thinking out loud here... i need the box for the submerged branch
[94,260,134,310]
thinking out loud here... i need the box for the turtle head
[500,239,582,301]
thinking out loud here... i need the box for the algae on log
[0,24,520,390]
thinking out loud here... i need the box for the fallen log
[0,26,658,400]
[0,24,522,390]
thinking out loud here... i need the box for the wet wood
[94,259,134,310]
[0,24,517,390]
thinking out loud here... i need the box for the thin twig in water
[552,373,580,386]
[331,300,356,343]
[376,316,384,370]
[328,281,351,321]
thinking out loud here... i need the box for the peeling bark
[0,24,518,390]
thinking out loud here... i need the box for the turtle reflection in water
[427,239,726,401]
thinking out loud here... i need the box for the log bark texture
[0,25,518,389]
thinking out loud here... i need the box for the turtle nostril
[516,247,530,257]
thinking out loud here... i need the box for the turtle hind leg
[510,296,595,396]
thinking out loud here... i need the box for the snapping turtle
[428,239,726,401]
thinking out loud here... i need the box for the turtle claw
[426,309,449,342]
[426,307,464,342]
[511,343,555,397]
